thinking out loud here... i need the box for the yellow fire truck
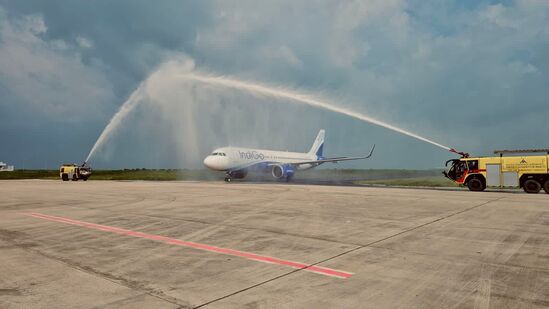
[444,149,549,193]
[59,164,92,181]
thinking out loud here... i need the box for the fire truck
[59,164,92,181]
[444,149,549,193]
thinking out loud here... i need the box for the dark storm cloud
[0,1,213,168]
[0,0,548,169]
[1,0,212,94]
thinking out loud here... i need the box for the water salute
[1,1,548,308]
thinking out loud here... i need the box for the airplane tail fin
[308,129,325,157]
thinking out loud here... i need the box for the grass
[0,170,59,180]
[90,169,222,181]
[0,169,221,181]
[0,168,457,187]
[296,168,445,181]
[354,176,458,187]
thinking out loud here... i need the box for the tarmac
[1,180,548,308]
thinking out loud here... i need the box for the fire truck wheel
[542,180,549,194]
[467,178,485,192]
[62,174,69,181]
[523,179,541,194]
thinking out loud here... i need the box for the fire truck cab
[444,149,549,194]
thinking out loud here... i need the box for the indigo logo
[239,151,265,160]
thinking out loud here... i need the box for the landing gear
[286,175,293,182]
[224,170,247,183]
[224,171,232,183]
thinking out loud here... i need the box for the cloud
[189,0,549,162]
[1,1,549,168]
[75,36,93,49]
[260,45,303,69]
[0,8,115,123]
[192,1,547,136]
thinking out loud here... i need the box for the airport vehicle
[203,129,375,182]
[444,149,549,193]
[60,164,92,181]
[0,161,14,172]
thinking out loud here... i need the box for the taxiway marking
[25,212,353,279]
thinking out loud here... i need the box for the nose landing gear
[224,170,247,183]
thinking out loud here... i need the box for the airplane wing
[292,144,375,166]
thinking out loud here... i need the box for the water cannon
[79,161,92,178]
[449,148,470,158]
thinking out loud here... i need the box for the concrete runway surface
[1,180,548,308]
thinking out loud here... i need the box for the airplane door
[486,164,501,187]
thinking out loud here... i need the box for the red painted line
[25,212,352,279]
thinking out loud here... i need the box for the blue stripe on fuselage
[228,161,277,173]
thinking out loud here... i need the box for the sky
[0,0,548,169]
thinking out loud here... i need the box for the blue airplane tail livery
[308,129,325,158]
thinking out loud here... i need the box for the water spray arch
[86,69,450,164]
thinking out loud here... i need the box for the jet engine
[271,164,295,179]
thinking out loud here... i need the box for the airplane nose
[203,156,214,168]
[203,156,227,171]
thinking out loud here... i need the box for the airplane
[203,129,375,182]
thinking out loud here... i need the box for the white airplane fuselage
[203,147,318,172]
[203,129,374,182]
